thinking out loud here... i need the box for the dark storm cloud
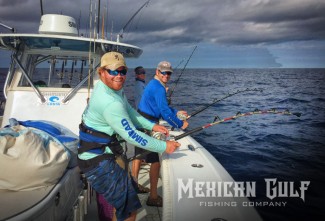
[0,0,19,6]
[1,0,324,46]
[1,0,325,68]
[225,0,325,44]
[120,0,325,46]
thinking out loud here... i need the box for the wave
[277,98,310,104]
[311,97,325,103]
[308,121,325,128]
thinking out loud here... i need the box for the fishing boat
[0,13,141,221]
[0,12,262,221]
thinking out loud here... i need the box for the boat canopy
[0,34,142,58]
[0,31,143,93]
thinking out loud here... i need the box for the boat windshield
[17,56,94,89]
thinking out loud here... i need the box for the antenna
[117,0,150,42]
[40,0,44,16]
[78,10,81,36]
[110,21,113,41]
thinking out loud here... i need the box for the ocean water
[1,68,325,220]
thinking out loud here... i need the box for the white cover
[0,125,69,191]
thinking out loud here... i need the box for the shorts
[84,158,141,221]
[134,147,160,163]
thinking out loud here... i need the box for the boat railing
[12,53,46,103]
[3,52,16,99]
[62,63,99,104]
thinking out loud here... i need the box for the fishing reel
[177,112,188,120]
[151,131,176,141]
[151,131,167,141]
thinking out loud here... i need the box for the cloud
[1,0,324,45]
[0,0,324,68]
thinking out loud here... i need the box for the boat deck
[134,163,163,221]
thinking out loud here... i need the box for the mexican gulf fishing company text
[177,178,310,207]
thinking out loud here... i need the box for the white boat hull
[161,128,262,221]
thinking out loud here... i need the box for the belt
[137,109,159,123]
[79,122,114,139]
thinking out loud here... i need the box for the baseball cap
[100,52,127,70]
[157,61,173,73]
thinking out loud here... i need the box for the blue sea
[1,68,325,220]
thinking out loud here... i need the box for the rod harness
[167,45,197,104]
[128,108,301,162]
[187,88,263,119]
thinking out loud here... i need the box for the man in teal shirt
[78,52,180,221]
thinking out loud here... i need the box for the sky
[0,0,325,68]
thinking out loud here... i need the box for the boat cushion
[0,124,69,191]
[18,119,79,168]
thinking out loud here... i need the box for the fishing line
[174,58,186,70]
[118,0,150,41]
[186,88,263,119]
[167,45,197,103]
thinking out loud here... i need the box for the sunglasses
[104,68,127,76]
[159,71,172,76]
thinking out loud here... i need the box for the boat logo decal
[49,96,60,103]
[43,93,66,106]
[47,96,61,106]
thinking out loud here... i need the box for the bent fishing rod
[128,108,301,162]
[117,0,150,41]
[174,108,301,140]
[186,88,263,120]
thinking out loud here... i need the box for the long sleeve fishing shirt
[79,80,166,160]
[138,78,183,128]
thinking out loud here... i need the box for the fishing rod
[117,0,150,42]
[97,0,101,38]
[186,88,263,120]
[0,22,15,33]
[127,108,301,162]
[40,0,44,16]
[167,45,197,103]
[174,108,301,140]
